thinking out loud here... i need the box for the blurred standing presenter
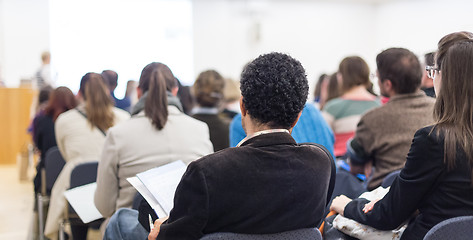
[35,51,58,88]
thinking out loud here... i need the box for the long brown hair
[434,32,473,182]
[138,62,177,130]
[79,72,115,131]
[45,86,78,121]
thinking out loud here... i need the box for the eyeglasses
[425,66,440,79]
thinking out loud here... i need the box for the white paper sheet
[64,182,103,223]
[135,160,187,217]
[126,176,166,218]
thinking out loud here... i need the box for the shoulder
[297,143,333,163]
[112,107,130,120]
[56,109,81,125]
[323,98,345,110]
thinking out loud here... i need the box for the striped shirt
[322,97,380,157]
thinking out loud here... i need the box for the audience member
[44,73,129,240]
[35,51,57,88]
[145,52,335,239]
[322,56,380,157]
[28,86,53,136]
[125,80,138,107]
[94,62,213,219]
[176,79,195,115]
[102,70,132,112]
[313,73,329,109]
[221,77,241,119]
[323,72,341,109]
[345,48,436,193]
[190,70,230,151]
[32,86,77,194]
[421,52,436,97]
[103,52,336,240]
[331,31,473,240]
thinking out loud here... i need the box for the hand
[330,195,352,216]
[362,199,380,213]
[148,216,169,240]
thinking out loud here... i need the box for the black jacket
[142,132,334,240]
[344,126,473,240]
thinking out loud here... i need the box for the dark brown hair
[434,34,473,182]
[436,31,473,69]
[138,62,177,130]
[193,70,225,108]
[323,73,341,109]
[376,48,422,94]
[338,56,371,93]
[45,86,78,121]
[79,72,115,131]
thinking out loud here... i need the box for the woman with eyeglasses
[330,31,473,239]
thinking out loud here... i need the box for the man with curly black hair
[239,52,309,129]
[104,53,335,240]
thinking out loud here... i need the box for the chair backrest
[44,146,66,192]
[423,216,473,240]
[70,161,98,188]
[132,192,144,210]
[381,169,401,188]
[200,228,322,240]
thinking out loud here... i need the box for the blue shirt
[229,103,335,158]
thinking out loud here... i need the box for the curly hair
[240,52,308,128]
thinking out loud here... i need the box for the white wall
[2,0,473,96]
[0,0,50,87]
[193,0,377,94]
[374,0,473,58]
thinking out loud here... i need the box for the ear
[239,96,246,116]
[383,79,393,93]
[290,111,303,128]
[136,87,143,99]
[171,86,179,96]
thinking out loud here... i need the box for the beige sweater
[44,106,130,239]
[354,91,435,190]
[94,106,213,218]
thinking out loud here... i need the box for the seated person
[190,70,231,151]
[105,52,336,240]
[322,56,380,157]
[147,52,335,239]
[330,31,473,240]
[346,48,436,191]
[95,63,213,219]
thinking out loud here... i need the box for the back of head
[138,62,176,130]
[436,31,473,69]
[325,73,341,105]
[193,70,225,108]
[376,48,422,94]
[424,52,435,67]
[338,56,370,92]
[79,72,115,131]
[101,70,118,91]
[223,78,240,104]
[240,52,308,129]
[45,86,78,121]
[38,85,54,105]
[41,51,51,64]
[314,73,328,100]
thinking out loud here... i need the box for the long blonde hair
[79,72,115,131]
[434,32,473,182]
